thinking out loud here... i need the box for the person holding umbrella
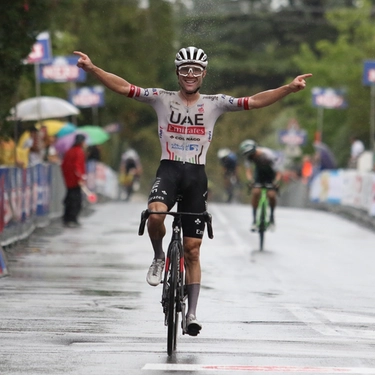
[61,134,87,228]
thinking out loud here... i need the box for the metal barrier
[0,161,119,248]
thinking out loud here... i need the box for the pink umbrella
[54,131,89,154]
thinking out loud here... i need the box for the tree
[292,0,375,165]
[0,0,53,134]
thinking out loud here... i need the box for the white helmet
[239,139,257,155]
[175,46,208,68]
[217,148,231,159]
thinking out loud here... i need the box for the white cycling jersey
[127,85,251,165]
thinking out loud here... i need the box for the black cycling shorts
[148,160,208,239]
[254,165,276,184]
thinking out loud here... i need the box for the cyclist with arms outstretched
[74,47,312,336]
[239,140,282,231]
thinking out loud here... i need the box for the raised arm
[248,73,313,109]
[74,51,131,96]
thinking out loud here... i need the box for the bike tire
[167,246,179,356]
[259,204,266,251]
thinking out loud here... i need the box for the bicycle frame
[138,208,213,356]
[250,183,275,251]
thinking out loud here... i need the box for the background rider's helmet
[217,148,231,160]
[239,139,257,156]
[175,46,208,68]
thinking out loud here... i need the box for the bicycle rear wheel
[167,245,179,356]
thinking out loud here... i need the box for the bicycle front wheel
[259,204,266,251]
[167,245,179,356]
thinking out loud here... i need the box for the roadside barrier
[309,169,375,216]
[0,161,118,249]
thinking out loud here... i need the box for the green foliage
[0,0,52,134]
[292,0,375,165]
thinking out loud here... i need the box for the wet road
[1,200,375,375]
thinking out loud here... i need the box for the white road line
[286,305,340,337]
[142,363,375,373]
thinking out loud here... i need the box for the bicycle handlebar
[138,209,214,239]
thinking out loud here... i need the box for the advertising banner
[362,60,375,86]
[69,86,105,108]
[36,164,51,217]
[311,87,348,109]
[0,170,4,234]
[24,31,53,64]
[38,55,86,83]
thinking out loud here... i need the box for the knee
[184,240,201,264]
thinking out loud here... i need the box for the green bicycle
[249,183,276,251]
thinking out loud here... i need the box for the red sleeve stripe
[127,85,141,98]
[243,97,250,110]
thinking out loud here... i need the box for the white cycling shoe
[186,314,202,336]
[146,259,165,286]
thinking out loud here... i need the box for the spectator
[43,135,60,164]
[119,148,143,201]
[0,135,16,166]
[87,145,101,162]
[61,134,87,228]
[348,136,365,169]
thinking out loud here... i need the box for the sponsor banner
[24,31,52,64]
[278,129,307,146]
[311,87,348,109]
[363,60,375,86]
[0,170,4,234]
[0,246,8,277]
[309,170,343,204]
[69,86,104,108]
[36,164,51,216]
[38,55,86,82]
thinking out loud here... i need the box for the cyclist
[119,148,143,201]
[74,47,311,336]
[239,139,282,231]
[217,148,239,203]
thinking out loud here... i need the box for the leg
[146,201,168,286]
[251,187,261,227]
[183,236,203,336]
[267,190,277,222]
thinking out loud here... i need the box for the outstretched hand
[289,73,313,93]
[73,51,93,72]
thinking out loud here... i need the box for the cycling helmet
[175,46,208,68]
[239,139,257,156]
[217,148,231,159]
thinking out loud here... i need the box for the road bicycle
[248,183,277,251]
[138,208,213,356]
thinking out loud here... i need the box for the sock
[150,238,164,260]
[186,283,200,317]
[252,207,257,223]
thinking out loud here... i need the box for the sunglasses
[178,65,204,77]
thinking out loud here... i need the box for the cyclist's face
[177,64,206,94]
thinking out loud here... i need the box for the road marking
[142,364,375,373]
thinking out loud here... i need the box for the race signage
[38,55,86,82]
[311,87,348,109]
[69,86,105,108]
[24,31,53,64]
[363,60,375,86]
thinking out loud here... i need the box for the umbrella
[10,96,80,121]
[313,142,337,170]
[56,122,77,138]
[78,125,110,145]
[54,131,89,154]
[35,120,65,136]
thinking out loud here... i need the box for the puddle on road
[79,289,140,297]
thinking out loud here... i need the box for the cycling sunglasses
[177,65,205,77]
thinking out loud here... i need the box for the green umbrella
[78,125,110,145]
